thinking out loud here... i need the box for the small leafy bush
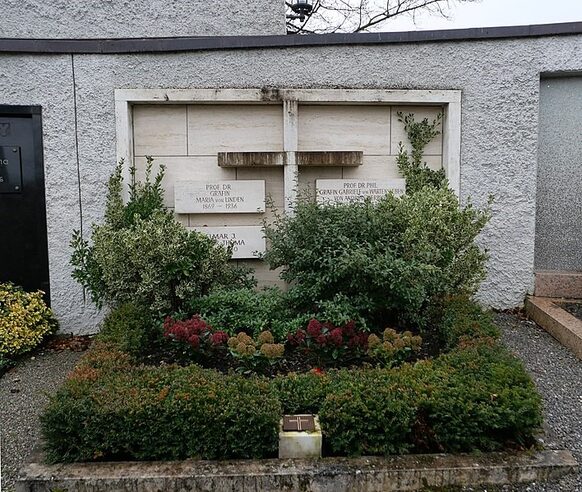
[416,343,543,452]
[227,331,285,373]
[367,328,422,368]
[163,315,230,362]
[70,159,252,314]
[320,368,418,455]
[189,287,304,341]
[271,370,333,414]
[271,343,541,456]
[42,348,280,463]
[0,282,58,362]
[97,303,161,358]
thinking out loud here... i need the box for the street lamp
[287,0,313,22]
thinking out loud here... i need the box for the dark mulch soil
[560,301,582,322]
[140,347,409,377]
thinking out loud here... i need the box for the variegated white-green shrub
[70,158,253,314]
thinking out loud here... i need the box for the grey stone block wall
[2,33,582,333]
[1,0,286,38]
[535,76,582,272]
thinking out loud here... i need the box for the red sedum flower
[210,331,229,346]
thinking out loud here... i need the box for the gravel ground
[480,312,582,492]
[0,349,83,491]
[562,302,582,322]
[0,314,580,491]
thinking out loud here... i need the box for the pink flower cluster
[163,315,229,350]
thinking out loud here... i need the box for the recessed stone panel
[188,105,283,155]
[298,105,391,154]
[133,105,187,156]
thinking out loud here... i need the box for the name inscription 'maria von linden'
[189,226,265,259]
[316,179,406,205]
[175,180,265,214]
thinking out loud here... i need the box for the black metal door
[0,106,50,303]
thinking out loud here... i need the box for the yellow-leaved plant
[0,283,58,364]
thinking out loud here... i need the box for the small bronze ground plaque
[282,415,316,432]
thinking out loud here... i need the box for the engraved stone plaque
[316,178,406,205]
[189,226,265,259]
[0,146,22,194]
[175,180,265,214]
[282,415,316,432]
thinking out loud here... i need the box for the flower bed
[42,322,542,462]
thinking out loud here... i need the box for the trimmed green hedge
[42,341,542,462]
[272,343,541,456]
[42,343,281,463]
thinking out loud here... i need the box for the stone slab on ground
[15,451,577,492]
[525,296,582,359]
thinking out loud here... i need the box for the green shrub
[191,287,370,340]
[271,371,333,414]
[97,303,162,357]
[430,296,501,351]
[71,159,253,314]
[189,287,301,341]
[271,344,541,456]
[43,339,542,462]
[320,368,418,456]
[0,282,58,361]
[418,343,543,452]
[396,112,447,194]
[42,351,280,463]
[263,187,490,327]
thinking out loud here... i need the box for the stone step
[534,271,582,298]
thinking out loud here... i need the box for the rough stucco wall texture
[535,77,582,271]
[2,35,582,333]
[1,0,286,38]
[0,54,102,333]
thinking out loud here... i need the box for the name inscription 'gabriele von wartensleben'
[316,179,406,205]
[175,180,265,214]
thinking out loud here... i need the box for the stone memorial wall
[132,103,444,286]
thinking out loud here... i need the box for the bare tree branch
[286,0,479,34]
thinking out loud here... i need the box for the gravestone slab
[175,180,265,214]
[189,226,265,259]
[316,178,406,205]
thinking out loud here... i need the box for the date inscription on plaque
[175,180,265,214]
[0,146,22,194]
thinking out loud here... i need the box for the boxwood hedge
[42,340,542,462]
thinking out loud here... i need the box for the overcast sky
[383,0,582,31]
